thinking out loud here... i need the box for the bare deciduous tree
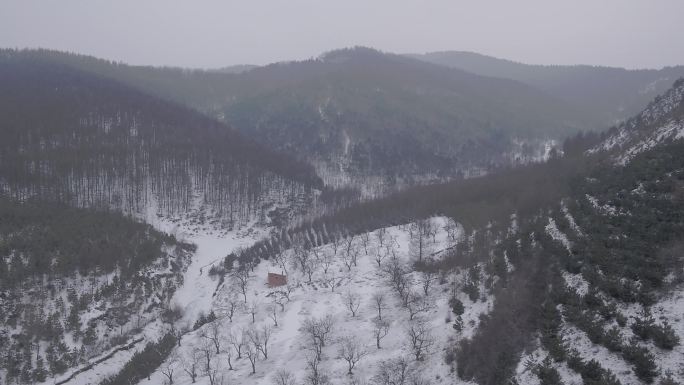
[406,319,434,361]
[409,219,434,262]
[160,351,178,384]
[360,232,371,255]
[373,357,410,385]
[330,237,341,256]
[303,257,318,284]
[245,343,258,374]
[344,235,356,256]
[199,339,214,374]
[342,251,354,272]
[374,249,388,269]
[273,369,297,385]
[371,292,387,320]
[338,336,368,375]
[227,328,245,359]
[205,357,222,385]
[383,258,412,306]
[324,271,338,292]
[273,248,289,276]
[247,299,259,323]
[302,314,335,361]
[293,241,311,273]
[181,348,200,383]
[343,291,361,317]
[304,354,329,385]
[373,318,390,349]
[419,270,438,297]
[375,227,388,248]
[200,320,223,354]
[220,292,242,322]
[444,218,460,247]
[224,349,233,371]
[405,292,432,321]
[232,268,251,303]
[248,325,273,359]
[320,252,335,275]
[268,302,279,326]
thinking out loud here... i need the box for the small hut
[267,272,287,287]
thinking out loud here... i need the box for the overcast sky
[1,0,682,69]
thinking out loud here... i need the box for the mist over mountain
[15,47,598,194]
[0,50,321,222]
[409,51,684,128]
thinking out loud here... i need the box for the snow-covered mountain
[592,78,684,163]
[3,49,684,385]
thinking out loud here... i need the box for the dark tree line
[0,197,179,286]
[0,53,321,223]
[99,333,177,385]
[224,152,591,272]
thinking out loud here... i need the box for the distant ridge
[408,50,684,126]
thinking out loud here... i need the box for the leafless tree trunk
[181,348,200,383]
[360,232,371,255]
[406,319,434,361]
[199,339,214,374]
[405,292,431,320]
[232,268,251,303]
[343,291,361,317]
[304,354,329,385]
[374,249,387,268]
[321,252,334,275]
[375,227,387,248]
[220,292,242,322]
[205,357,222,385]
[371,292,387,320]
[419,270,437,297]
[268,302,279,326]
[248,325,273,359]
[200,320,223,354]
[247,300,259,323]
[245,343,258,374]
[373,319,390,349]
[444,218,460,247]
[273,249,289,276]
[338,336,367,375]
[228,328,245,359]
[161,351,177,384]
[373,357,410,385]
[302,314,335,361]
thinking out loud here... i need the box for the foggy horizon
[2,0,684,70]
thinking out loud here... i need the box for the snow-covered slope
[141,217,493,385]
[591,78,684,164]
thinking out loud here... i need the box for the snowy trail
[171,230,259,324]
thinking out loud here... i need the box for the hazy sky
[1,0,683,69]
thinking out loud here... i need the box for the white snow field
[140,217,490,385]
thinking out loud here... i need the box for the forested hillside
[4,48,593,194]
[0,51,322,225]
[0,198,195,384]
[202,81,684,385]
[0,52,325,384]
[593,78,684,164]
[409,51,684,127]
